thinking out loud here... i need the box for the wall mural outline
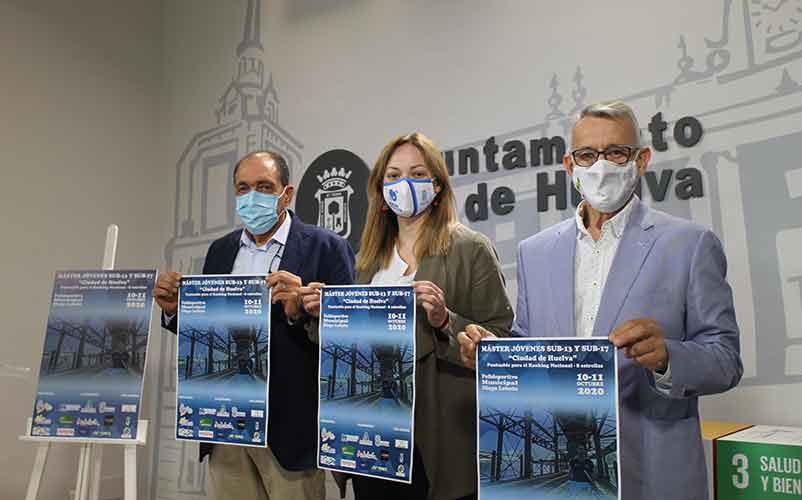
[156,1,802,497]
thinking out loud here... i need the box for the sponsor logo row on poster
[175,402,265,443]
[321,427,409,477]
[30,398,138,438]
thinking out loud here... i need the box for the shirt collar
[382,245,415,282]
[389,245,411,275]
[575,196,637,241]
[240,210,293,250]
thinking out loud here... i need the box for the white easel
[20,225,149,500]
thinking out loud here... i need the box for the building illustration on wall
[447,0,802,389]
[151,1,802,498]
[155,1,304,498]
[164,0,304,276]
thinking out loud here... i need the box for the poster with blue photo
[176,275,270,447]
[30,269,157,440]
[317,285,416,483]
[477,338,620,500]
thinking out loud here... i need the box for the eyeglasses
[570,145,640,167]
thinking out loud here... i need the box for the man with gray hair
[458,101,742,499]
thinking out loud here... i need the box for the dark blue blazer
[164,214,355,470]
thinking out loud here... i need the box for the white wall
[156,2,802,497]
[1,1,801,498]
[0,1,165,498]
[164,0,802,408]
[257,0,802,426]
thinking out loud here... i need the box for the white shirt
[574,198,635,338]
[370,245,455,333]
[370,245,415,285]
[574,196,672,389]
[164,212,292,324]
[231,210,292,275]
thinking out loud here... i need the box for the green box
[715,426,802,499]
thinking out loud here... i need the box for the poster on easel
[317,285,416,483]
[477,337,620,500]
[175,274,270,447]
[30,269,157,440]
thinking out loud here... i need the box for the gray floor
[325,472,354,500]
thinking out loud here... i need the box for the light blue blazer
[513,197,742,500]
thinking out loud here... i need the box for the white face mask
[382,178,436,218]
[572,158,639,213]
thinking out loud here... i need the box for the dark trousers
[352,448,477,500]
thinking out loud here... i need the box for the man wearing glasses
[459,101,742,499]
[153,151,355,500]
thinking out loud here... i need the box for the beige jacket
[331,224,513,499]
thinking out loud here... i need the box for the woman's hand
[152,271,182,316]
[299,282,325,318]
[457,325,498,369]
[412,280,449,329]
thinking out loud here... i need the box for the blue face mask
[236,188,286,236]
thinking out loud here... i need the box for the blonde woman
[304,133,512,499]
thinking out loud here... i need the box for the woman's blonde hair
[356,132,457,272]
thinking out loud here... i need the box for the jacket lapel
[548,223,577,338]
[414,254,447,292]
[219,229,242,274]
[592,199,658,337]
[277,214,309,278]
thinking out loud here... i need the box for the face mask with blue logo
[236,188,286,236]
[382,178,436,218]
